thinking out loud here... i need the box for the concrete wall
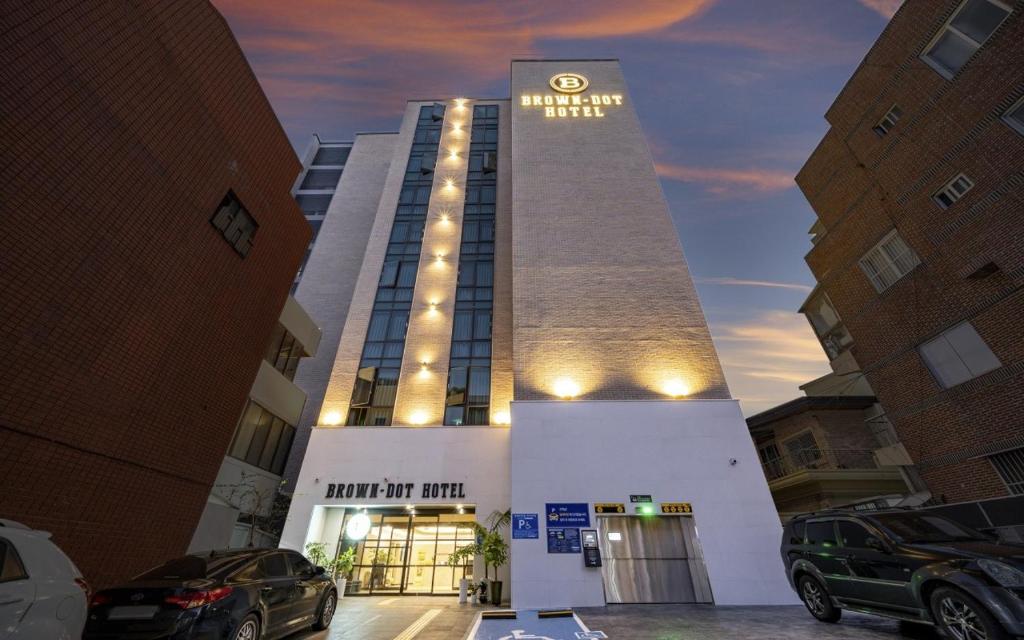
[509,399,798,609]
[284,133,398,487]
[509,60,730,401]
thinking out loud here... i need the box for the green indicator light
[637,504,655,516]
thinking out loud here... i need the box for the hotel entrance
[336,507,476,595]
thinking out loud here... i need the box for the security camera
[729,458,738,466]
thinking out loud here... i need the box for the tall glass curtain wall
[444,105,497,425]
[336,510,475,595]
[348,105,445,425]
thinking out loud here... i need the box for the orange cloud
[858,0,902,19]
[696,277,813,292]
[655,161,794,193]
[710,310,831,415]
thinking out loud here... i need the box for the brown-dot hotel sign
[593,503,625,514]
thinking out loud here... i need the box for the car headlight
[978,559,1024,587]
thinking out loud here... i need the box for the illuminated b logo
[549,73,589,94]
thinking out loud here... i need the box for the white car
[0,520,88,639]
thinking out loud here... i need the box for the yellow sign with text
[661,503,693,514]
[519,73,624,119]
[594,503,626,514]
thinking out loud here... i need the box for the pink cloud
[858,0,902,19]
[655,161,794,193]
[696,277,813,292]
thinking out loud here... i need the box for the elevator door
[598,516,713,604]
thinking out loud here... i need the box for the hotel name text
[519,93,624,118]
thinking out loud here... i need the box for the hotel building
[796,0,1024,528]
[281,59,794,608]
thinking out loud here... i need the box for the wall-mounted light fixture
[444,177,456,190]
[663,379,690,398]
[428,300,439,314]
[409,410,429,425]
[322,411,342,426]
[492,411,511,425]
[454,98,467,109]
[448,149,460,160]
[553,378,581,400]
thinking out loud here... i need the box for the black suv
[782,509,1024,640]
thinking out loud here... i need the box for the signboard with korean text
[545,503,590,527]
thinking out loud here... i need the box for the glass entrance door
[337,508,475,595]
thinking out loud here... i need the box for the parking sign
[512,513,539,539]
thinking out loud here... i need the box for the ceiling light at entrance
[322,411,342,426]
[663,379,690,398]
[346,513,372,540]
[553,378,581,399]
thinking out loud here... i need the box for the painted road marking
[392,608,442,640]
[377,597,399,606]
[338,613,381,638]
[473,610,589,640]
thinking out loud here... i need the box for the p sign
[549,73,589,94]
[512,513,539,539]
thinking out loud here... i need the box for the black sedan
[84,548,336,640]
[782,509,1024,640]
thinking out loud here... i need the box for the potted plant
[334,548,355,598]
[450,510,510,606]
[447,545,475,603]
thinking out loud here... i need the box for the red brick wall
[795,0,1024,503]
[0,1,310,587]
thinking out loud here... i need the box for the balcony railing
[761,448,879,481]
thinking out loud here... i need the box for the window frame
[917,320,1001,389]
[858,229,921,293]
[1003,94,1024,136]
[0,538,29,583]
[932,173,974,209]
[921,0,1012,79]
[872,104,902,137]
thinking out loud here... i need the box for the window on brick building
[1004,95,1024,135]
[989,448,1024,495]
[933,173,974,209]
[918,321,1001,389]
[873,105,902,136]
[210,191,257,257]
[859,230,921,293]
[922,0,1012,79]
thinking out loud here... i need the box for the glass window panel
[945,322,1001,377]
[399,187,415,204]
[446,367,467,406]
[391,222,409,242]
[468,367,490,404]
[951,0,1009,43]
[456,288,474,301]
[295,194,333,215]
[397,262,418,287]
[414,187,431,204]
[475,262,493,286]
[379,261,399,287]
[367,313,390,342]
[452,312,473,340]
[313,146,350,165]
[351,368,375,406]
[463,221,479,242]
[270,425,294,475]
[230,401,262,460]
[376,289,395,302]
[387,313,408,340]
[372,369,399,406]
[258,417,284,470]
[479,221,494,241]
[444,406,465,426]
[457,263,475,286]
[451,342,471,358]
[481,186,496,204]
[472,342,491,358]
[927,31,976,74]
[245,408,274,467]
[466,407,489,425]
[300,169,342,190]
[473,312,491,339]
[394,289,413,302]
[383,342,404,358]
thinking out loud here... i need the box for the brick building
[0,1,310,587]
[796,0,1024,506]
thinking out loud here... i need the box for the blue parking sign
[512,513,539,539]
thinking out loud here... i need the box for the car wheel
[312,590,337,631]
[798,575,841,623]
[232,614,260,640]
[931,587,1008,640]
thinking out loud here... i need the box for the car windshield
[869,513,990,544]
[134,554,252,580]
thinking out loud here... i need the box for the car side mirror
[314,565,327,576]
[865,536,889,553]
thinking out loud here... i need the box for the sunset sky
[214,0,901,415]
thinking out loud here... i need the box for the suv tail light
[89,592,112,608]
[164,586,233,609]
